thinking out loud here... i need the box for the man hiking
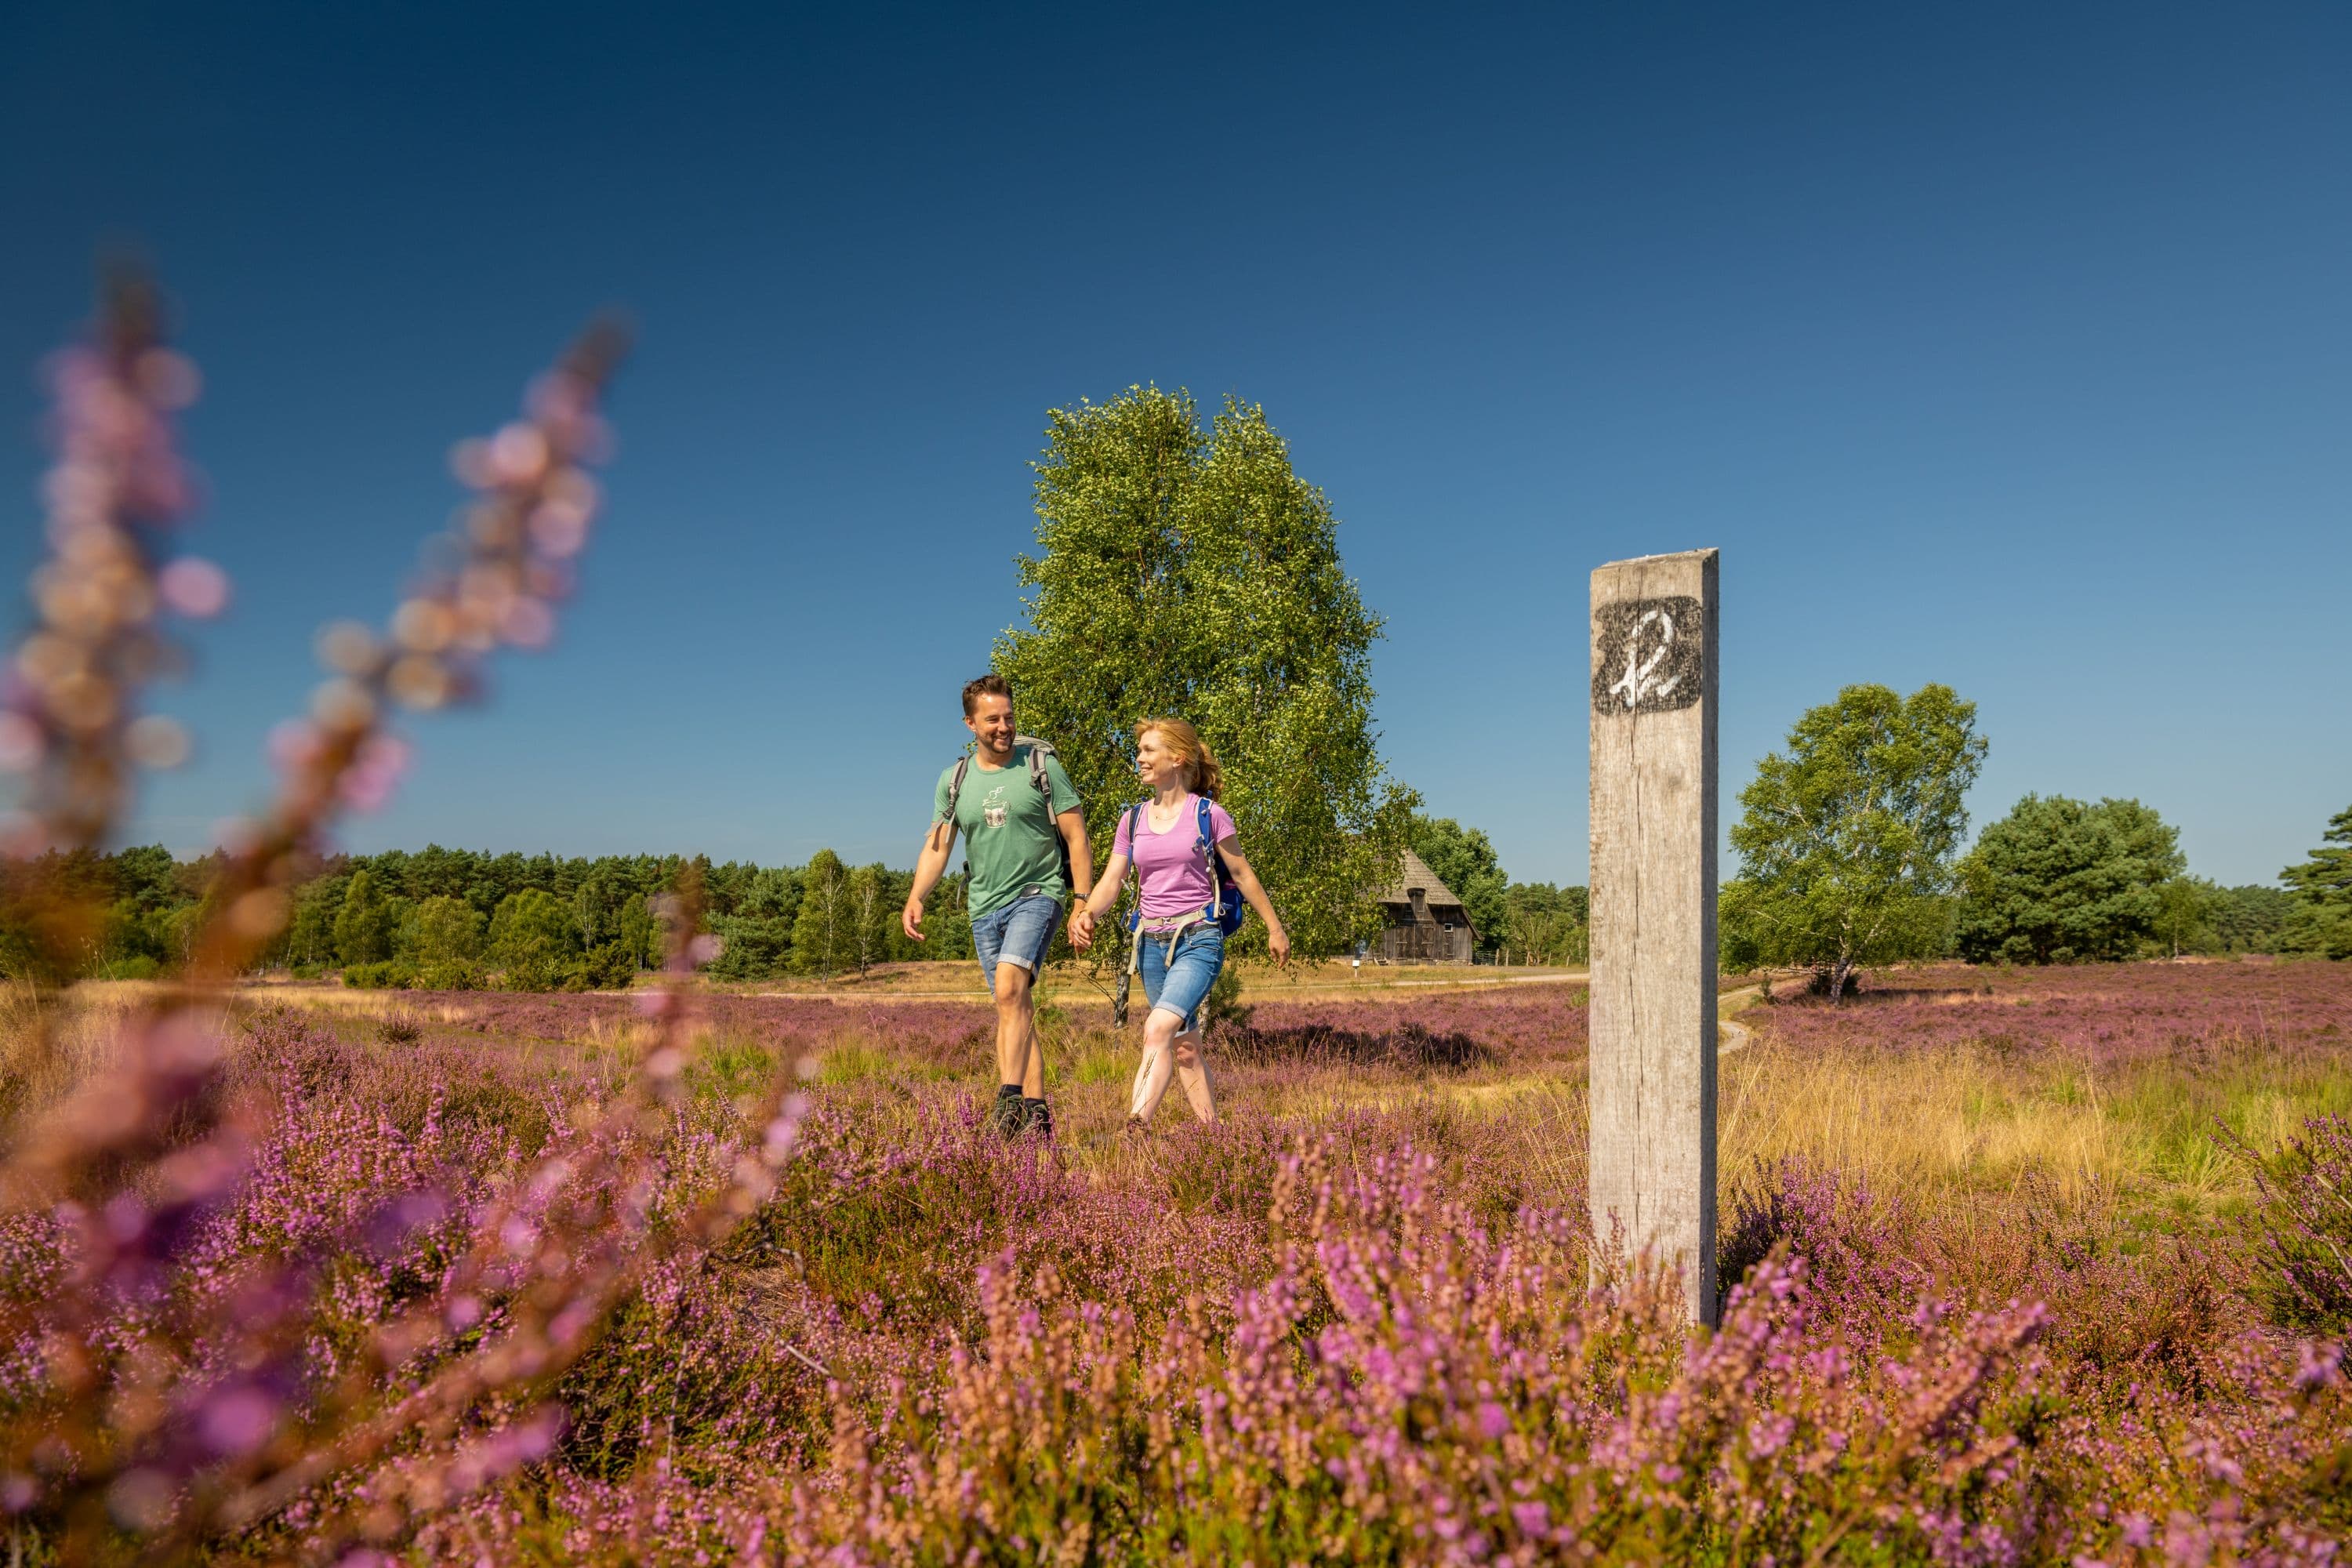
[902,673,1091,1139]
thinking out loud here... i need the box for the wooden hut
[1374,848,1476,964]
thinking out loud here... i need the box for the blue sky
[3,2,2345,887]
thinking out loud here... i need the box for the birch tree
[994,386,1415,961]
[1721,684,1985,1000]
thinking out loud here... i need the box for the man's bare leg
[993,962,1034,1088]
[993,960,1051,1135]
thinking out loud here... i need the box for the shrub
[375,1004,426,1045]
[414,958,482,990]
[342,959,417,989]
[580,941,640,989]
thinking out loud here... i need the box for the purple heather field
[5,959,2346,1563]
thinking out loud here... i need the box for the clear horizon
[4,2,2345,889]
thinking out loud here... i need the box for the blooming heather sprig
[185,317,629,985]
[0,323,626,1223]
[0,302,817,1560]
[0,310,613,1556]
[0,272,216,860]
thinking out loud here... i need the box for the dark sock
[999,1083,1022,1098]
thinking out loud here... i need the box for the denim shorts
[1138,923,1225,1033]
[972,891,1062,991]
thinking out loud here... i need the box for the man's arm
[902,818,956,942]
[1038,755,1093,902]
[1057,808,1092,900]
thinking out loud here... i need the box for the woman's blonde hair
[1134,717,1222,800]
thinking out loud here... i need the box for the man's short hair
[962,673,1013,717]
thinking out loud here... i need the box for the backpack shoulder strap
[1017,735,1054,800]
[1196,797,1225,874]
[1121,802,1146,932]
[939,754,971,822]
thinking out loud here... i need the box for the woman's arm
[1080,851,1131,920]
[1216,837,1290,967]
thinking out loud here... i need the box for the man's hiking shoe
[1120,1116,1152,1146]
[1020,1098,1053,1141]
[989,1087,1025,1139]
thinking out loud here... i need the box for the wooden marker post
[1588,548,1719,1323]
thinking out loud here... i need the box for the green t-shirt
[935,745,1082,918]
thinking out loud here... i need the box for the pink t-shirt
[1113,795,1238,918]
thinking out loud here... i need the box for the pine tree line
[3,844,975,989]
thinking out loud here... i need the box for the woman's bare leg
[1171,1030,1218,1122]
[1129,1006,1184,1120]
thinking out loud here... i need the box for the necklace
[1147,795,1188,832]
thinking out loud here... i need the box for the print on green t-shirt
[934,744,1081,919]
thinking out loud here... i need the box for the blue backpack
[1123,797,1247,938]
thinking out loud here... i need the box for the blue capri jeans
[1138,923,1225,1033]
[972,891,1062,992]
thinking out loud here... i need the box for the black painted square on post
[1591,595,1704,716]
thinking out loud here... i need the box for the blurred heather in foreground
[0,284,815,1563]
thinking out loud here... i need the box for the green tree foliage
[1955,796,2185,964]
[406,895,485,989]
[332,870,397,966]
[1722,684,1987,1000]
[617,893,660,970]
[279,873,344,972]
[846,862,893,977]
[1500,881,1589,967]
[96,845,182,972]
[709,866,800,980]
[994,385,1416,962]
[9,842,985,985]
[488,889,577,989]
[2151,877,2221,959]
[408,895,485,962]
[2210,884,2295,954]
[790,851,852,977]
[1408,815,1509,956]
[2135,879,2293,957]
[2280,805,2352,960]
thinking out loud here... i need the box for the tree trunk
[1828,958,1853,1003]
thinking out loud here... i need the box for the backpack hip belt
[1129,908,1210,976]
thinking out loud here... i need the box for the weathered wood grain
[1588,548,1719,1323]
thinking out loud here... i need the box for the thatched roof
[1376,848,1467,911]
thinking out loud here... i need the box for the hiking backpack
[938,735,1073,891]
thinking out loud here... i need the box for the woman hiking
[1069,719,1289,1133]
